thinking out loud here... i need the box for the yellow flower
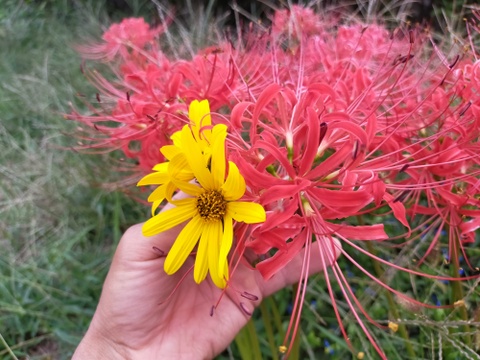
[160,98,213,155]
[137,99,213,215]
[140,121,265,288]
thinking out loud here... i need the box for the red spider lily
[224,12,480,358]
[228,83,395,358]
[77,17,166,60]
[70,33,246,172]
[70,13,285,174]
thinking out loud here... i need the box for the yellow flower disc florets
[196,189,227,221]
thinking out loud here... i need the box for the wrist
[72,321,131,360]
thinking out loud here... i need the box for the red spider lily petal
[307,143,353,180]
[252,141,296,179]
[272,5,323,37]
[231,154,287,190]
[327,120,369,145]
[460,216,480,242]
[436,186,469,207]
[248,226,301,254]
[383,192,411,235]
[330,224,388,241]
[259,179,311,204]
[255,227,308,280]
[371,175,387,206]
[77,18,166,61]
[256,199,301,233]
[251,82,282,118]
[308,187,374,217]
[229,101,253,129]
[298,107,321,175]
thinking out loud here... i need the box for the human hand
[73,215,340,359]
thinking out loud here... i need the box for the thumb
[114,192,190,263]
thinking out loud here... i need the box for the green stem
[356,214,415,357]
[365,242,416,358]
[289,283,301,360]
[235,319,263,360]
[113,191,122,242]
[267,296,285,340]
[259,300,279,360]
[290,324,301,360]
[450,235,471,347]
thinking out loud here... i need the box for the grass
[1,1,479,359]
[0,2,148,358]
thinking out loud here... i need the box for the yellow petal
[151,199,162,216]
[181,126,214,189]
[147,183,167,203]
[152,162,169,172]
[227,202,266,224]
[218,214,233,280]
[164,215,204,275]
[207,220,226,288]
[172,180,204,197]
[171,131,182,147]
[161,145,181,160]
[202,146,213,163]
[194,222,211,284]
[222,259,229,282]
[137,170,169,186]
[222,161,246,201]
[168,154,195,182]
[189,99,212,143]
[168,153,190,177]
[170,198,197,206]
[210,125,227,189]
[164,181,178,202]
[142,199,197,236]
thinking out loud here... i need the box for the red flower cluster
[69,6,480,358]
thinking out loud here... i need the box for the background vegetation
[1,1,479,359]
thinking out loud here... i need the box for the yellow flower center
[196,189,227,221]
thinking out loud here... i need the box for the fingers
[260,238,342,297]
